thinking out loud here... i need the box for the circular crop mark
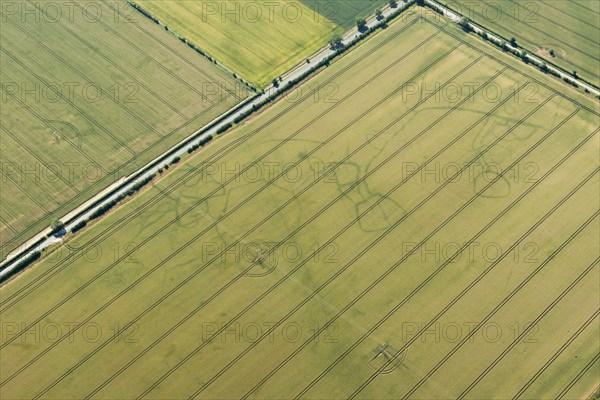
[241,240,279,277]
[473,169,512,198]
[367,331,408,375]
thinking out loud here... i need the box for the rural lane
[3,0,596,279]
[0,0,412,279]
[424,0,600,96]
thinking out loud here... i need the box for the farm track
[9,0,596,272]
[136,19,600,397]
[6,7,598,311]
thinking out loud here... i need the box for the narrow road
[425,0,600,96]
[4,0,594,279]
[0,0,412,280]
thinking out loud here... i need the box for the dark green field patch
[299,0,389,28]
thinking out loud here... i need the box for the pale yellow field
[1,9,598,400]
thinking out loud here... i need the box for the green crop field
[132,0,387,87]
[1,8,599,400]
[452,0,600,87]
[299,0,389,28]
[0,0,251,258]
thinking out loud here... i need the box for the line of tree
[356,17,368,31]
[329,34,343,49]
[0,251,41,284]
[216,122,233,134]
[70,220,87,234]
[50,220,64,234]
[128,1,159,24]
[22,0,420,268]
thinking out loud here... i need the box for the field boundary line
[0,90,225,250]
[0,0,415,261]
[501,0,599,46]
[474,0,599,82]
[3,0,597,284]
[137,65,547,400]
[123,0,403,89]
[123,0,257,90]
[428,19,600,115]
[33,3,593,253]
[0,23,444,327]
[0,3,597,398]
[513,309,600,399]
[101,0,249,97]
[423,0,600,98]
[192,97,567,398]
[476,0,600,65]
[69,1,238,104]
